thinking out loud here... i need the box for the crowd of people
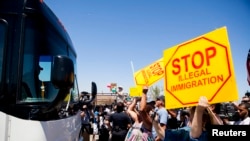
[79,87,250,141]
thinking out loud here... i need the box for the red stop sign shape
[165,37,231,105]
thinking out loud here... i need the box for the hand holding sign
[142,86,149,94]
[197,96,209,111]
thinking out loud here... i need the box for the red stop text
[172,47,216,75]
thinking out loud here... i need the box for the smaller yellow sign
[129,86,143,97]
[134,58,164,87]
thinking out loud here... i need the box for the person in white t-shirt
[224,102,250,125]
[116,86,125,103]
[233,102,250,125]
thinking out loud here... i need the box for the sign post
[163,26,239,109]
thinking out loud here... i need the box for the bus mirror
[51,55,74,89]
[91,81,97,99]
[80,82,97,104]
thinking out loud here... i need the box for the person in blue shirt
[152,95,168,141]
[153,96,212,141]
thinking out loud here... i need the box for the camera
[219,102,239,121]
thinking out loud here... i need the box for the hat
[156,95,165,103]
[118,86,123,89]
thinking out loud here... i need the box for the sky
[44,0,250,101]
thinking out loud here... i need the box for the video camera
[219,102,239,121]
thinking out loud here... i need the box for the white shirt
[233,117,250,125]
[116,91,124,103]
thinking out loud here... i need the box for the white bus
[0,0,96,140]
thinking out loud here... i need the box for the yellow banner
[163,26,239,109]
[134,58,164,87]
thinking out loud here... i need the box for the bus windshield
[21,55,57,103]
[19,15,68,103]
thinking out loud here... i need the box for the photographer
[223,102,250,125]
[80,104,94,141]
[218,102,238,124]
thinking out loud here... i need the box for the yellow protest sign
[129,86,142,97]
[163,26,239,109]
[134,58,164,87]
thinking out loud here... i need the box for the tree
[149,85,163,100]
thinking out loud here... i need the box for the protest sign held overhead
[163,26,239,109]
[134,58,164,87]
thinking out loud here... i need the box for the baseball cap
[156,95,165,103]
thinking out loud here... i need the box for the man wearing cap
[152,95,168,141]
[116,86,125,103]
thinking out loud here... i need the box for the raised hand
[142,86,148,94]
[197,96,209,111]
